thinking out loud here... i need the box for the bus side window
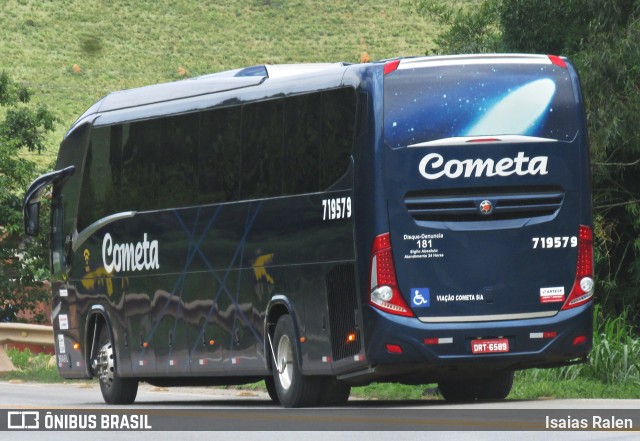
[157,113,198,208]
[77,126,119,231]
[319,88,356,189]
[241,100,284,199]
[121,119,160,211]
[283,94,321,195]
[199,107,241,204]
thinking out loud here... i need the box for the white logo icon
[7,411,40,429]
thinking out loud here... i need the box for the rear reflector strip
[530,331,557,339]
[423,337,453,345]
[573,335,588,345]
[385,344,403,354]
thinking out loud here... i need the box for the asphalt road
[1,381,639,440]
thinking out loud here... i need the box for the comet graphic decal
[465,79,556,137]
[383,62,579,148]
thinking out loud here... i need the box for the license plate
[471,338,510,354]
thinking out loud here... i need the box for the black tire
[264,376,280,404]
[318,377,351,406]
[95,325,138,404]
[477,371,514,400]
[271,315,321,408]
[438,371,514,402]
[438,379,480,402]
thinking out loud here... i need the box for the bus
[23,54,593,407]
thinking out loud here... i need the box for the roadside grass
[511,369,640,400]
[1,348,63,383]
[578,306,640,384]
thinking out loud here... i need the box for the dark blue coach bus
[23,54,593,407]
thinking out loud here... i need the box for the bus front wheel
[95,325,138,404]
[271,315,320,407]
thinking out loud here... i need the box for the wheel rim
[276,334,293,390]
[96,341,115,388]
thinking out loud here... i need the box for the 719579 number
[532,236,577,249]
[322,197,352,221]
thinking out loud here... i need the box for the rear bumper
[356,302,592,383]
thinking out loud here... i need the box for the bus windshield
[384,62,580,148]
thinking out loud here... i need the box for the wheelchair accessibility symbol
[411,288,430,308]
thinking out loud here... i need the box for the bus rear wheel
[438,371,513,402]
[271,315,321,408]
[318,377,351,406]
[95,325,138,404]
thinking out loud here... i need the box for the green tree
[0,71,56,323]
[416,0,640,320]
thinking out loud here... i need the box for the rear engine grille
[405,187,564,222]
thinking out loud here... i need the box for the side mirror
[24,202,40,236]
[23,165,75,238]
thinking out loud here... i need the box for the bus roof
[68,54,569,133]
[68,62,352,133]
[84,63,349,114]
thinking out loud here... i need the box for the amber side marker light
[346,333,357,343]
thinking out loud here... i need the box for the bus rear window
[384,63,579,148]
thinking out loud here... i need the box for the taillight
[548,55,568,69]
[562,225,594,310]
[369,233,413,317]
[383,59,400,75]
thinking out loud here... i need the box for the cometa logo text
[419,152,548,180]
[102,233,159,274]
